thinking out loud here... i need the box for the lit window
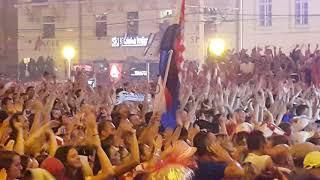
[295,0,309,25]
[160,10,173,19]
[259,0,272,27]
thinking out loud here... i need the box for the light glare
[63,46,75,60]
[209,38,226,57]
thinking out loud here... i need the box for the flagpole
[163,50,174,87]
[153,50,173,113]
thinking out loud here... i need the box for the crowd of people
[19,56,55,81]
[0,45,320,180]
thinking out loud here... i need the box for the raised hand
[188,124,200,144]
[207,143,233,163]
[0,169,7,180]
[153,135,163,151]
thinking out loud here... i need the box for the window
[295,0,308,25]
[127,12,139,36]
[160,10,173,19]
[42,16,55,39]
[259,0,272,27]
[96,15,107,37]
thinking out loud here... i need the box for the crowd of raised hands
[1,45,320,180]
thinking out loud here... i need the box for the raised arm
[13,120,24,155]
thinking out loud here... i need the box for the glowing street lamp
[208,38,226,57]
[63,46,75,80]
[23,58,31,78]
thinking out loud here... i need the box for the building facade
[16,0,215,79]
[14,0,320,79]
[240,0,320,53]
[0,0,18,76]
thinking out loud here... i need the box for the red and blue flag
[157,0,185,129]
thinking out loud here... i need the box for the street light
[208,38,226,57]
[63,46,75,80]
[23,58,31,78]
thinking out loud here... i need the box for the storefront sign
[109,63,122,79]
[73,64,93,71]
[130,70,147,76]
[112,36,149,47]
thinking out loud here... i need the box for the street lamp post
[23,58,31,80]
[63,46,75,80]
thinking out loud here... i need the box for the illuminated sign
[130,71,147,76]
[73,64,93,71]
[112,36,149,47]
[109,63,122,79]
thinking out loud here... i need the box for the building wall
[242,0,320,53]
[17,0,206,79]
[15,0,320,79]
[203,0,238,51]
[0,0,18,76]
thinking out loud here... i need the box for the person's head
[296,104,309,116]
[111,110,121,128]
[21,168,55,180]
[97,106,111,120]
[128,113,143,127]
[304,151,320,176]
[278,122,292,136]
[290,142,320,168]
[2,97,16,114]
[246,130,267,153]
[117,104,130,120]
[193,131,214,157]
[53,98,64,110]
[51,109,62,120]
[98,120,116,139]
[0,150,22,179]
[40,157,65,180]
[269,135,290,147]
[54,146,82,170]
[271,145,294,169]
[26,86,35,100]
[232,131,249,147]
[0,110,9,124]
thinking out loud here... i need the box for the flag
[155,0,185,130]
